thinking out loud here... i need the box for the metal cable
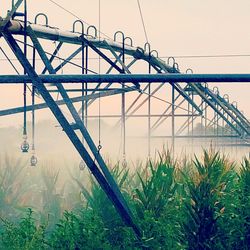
[136,0,149,43]
[0,47,20,74]
[173,54,250,59]
[3,53,250,62]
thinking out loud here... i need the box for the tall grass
[0,155,28,220]
[0,150,249,249]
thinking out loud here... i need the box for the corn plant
[182,150,237,250]
[40,167,63,233]
[133,153,183,249]
[225,157,250,249]
[72,163,129,222]
[134,161,177,218]
[65,164,90,212]
[239,157,250,247]
[0,150,249,249]
[71,162,139,248]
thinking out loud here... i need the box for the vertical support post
[191,91,194,152]
[201,100,204,135]
[200,100,204,145]
[222,108,225,151]
[188,97,190,135]
[148,85,151,158]
[121,39,126,162]
[235,113,238,153]
[81,42,85,142]
[122,86,126,161]
[221,110,226,136]
[79,38,86,170]
[85,46,89,128]
[216,103,219,147]
[205,103,208,136]
[214,103,217,146]
[148,56,151,159]
[171,83,175,156]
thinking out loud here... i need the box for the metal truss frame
[0,0,249,236]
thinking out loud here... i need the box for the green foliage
[50,210,110,249]
[182,151,238,249]
[133,153,183,249]
[221,157,250,250]
[72,163,139,248]
[0,208,47,250]
[0,151,249,249]
[40,167,63,232]
[0,155,29,220]
[239,157,250,248]
[134,160,177,217]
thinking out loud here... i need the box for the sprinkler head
[21,140,29,153]
[30,155,38,167]
[79,160,86,171]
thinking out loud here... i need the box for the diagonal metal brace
[0,88,134,117]
[24,26,140,235]
[2,29,141,236]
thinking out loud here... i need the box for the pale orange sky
[0,0,250,127]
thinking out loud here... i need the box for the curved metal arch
[86,25,97,38]
[34,13,48,26]
[72,20,85,35]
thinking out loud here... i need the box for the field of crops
[0,149,249,249]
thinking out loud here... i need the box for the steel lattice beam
[1,74,250,83]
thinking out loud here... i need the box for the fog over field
[0,120,248,169]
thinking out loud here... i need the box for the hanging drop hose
[21,0,29,153]
[30,83,38,166]
[30,37,38,167]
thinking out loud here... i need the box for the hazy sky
[0,0,250,127]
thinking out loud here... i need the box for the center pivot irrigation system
[0,0,249,236]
